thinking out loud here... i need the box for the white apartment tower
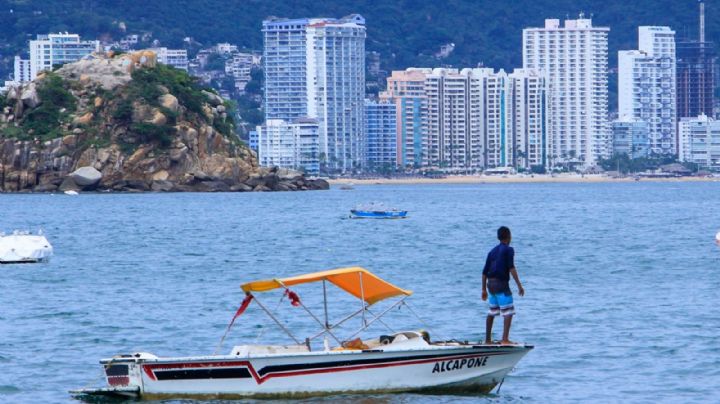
[618,26,676,155]
[257,118,320,175]
[420,68,548,170]
[263,15,366,172]
[13,56,31,83]
[507,69,549,169]
[422,68,484,169]
[523,17,610,167]
[263,18,310,121]
[29,33,100,79]
[305,15,366,171]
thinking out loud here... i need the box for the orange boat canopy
[241,267,412,305]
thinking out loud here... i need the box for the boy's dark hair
[497,226,511,241]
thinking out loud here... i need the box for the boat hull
[77,345,531,399]
[0,234,53,264]
[350,210,408,219]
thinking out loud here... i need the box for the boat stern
[71,354,150,399]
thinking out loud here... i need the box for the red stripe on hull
[142,351,510,385]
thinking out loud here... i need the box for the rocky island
[0,51,328,193]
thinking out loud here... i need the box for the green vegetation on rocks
[0,52,328,193]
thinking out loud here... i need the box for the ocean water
[1,182,719,404]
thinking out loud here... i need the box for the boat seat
[231,344,310,357]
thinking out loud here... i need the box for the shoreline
[329,174,720,185]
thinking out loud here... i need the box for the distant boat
[64,190,79,195]
[350,203,407,219]
[0,230,54,264]
[339,183,354,190]
[716,231,720,243]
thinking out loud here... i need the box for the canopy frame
[218,267,416,352]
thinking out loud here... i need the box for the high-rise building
[29,33,100,79]
[481,69,549,169]
[365,100,397,168]
[506,69,549,169]
[13,56,31,83]
[262,18,310,121]
[618,26,676,155]
[382,67,548,171]
[305,15,366,171]
[422,68,484,169]
[677,0,715,120]
[262,15,366,172]
[257,118,320,175]
[152,48,189,71]
[381,69,429,167]
[523,17,610,167]
[611,118,650,159]
[678,113,720,169]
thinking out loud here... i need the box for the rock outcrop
[0,51,327,193]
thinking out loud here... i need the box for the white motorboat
[0,230,53,264]
[72,267,532,399]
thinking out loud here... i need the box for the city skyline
[3,3,719,172]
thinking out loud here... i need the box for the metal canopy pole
[322,280,329,329]
[347,297,407,340]
[277,281,343,346]
[252,294,301,345]
[308,306,365,341]
[359,271,366,326]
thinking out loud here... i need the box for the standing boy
[482,226,525,345]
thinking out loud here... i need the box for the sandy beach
[329,174,720,185]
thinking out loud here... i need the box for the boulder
[191,170,213,182]
[20,83,41,108]
[94,97,103,108]
[151,180,175,192]
[58,177,81,192]
[33,183,58,193]
[195,180,230,192]
[123,180,150,191]
[308,178,330,190]
[152,170,169,181]
[253,184,271,192]
[244,174,264,188]
[70,166,102,187]
[158,94,179,114]
[73,112,94,126]
[230,183,253,192]
[274,182,296,192]
[150,110,166,125]
[202,90,224,106]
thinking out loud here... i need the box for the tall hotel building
[523,17,610,166]
[618,27,676,155]
[365,100,398,167]
[422,68,484,169]
[482,69,548,169]
[381,69,428,167]
[263,18,310,121]
[262,15,366,172]
[385,68,547,170]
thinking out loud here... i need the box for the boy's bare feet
[500,340,517,345]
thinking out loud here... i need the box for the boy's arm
[510,267,525,296]
[481,274,488,300]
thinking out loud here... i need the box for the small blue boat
[350,203,408,219]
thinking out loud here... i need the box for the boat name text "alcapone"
[432,356,488,373]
